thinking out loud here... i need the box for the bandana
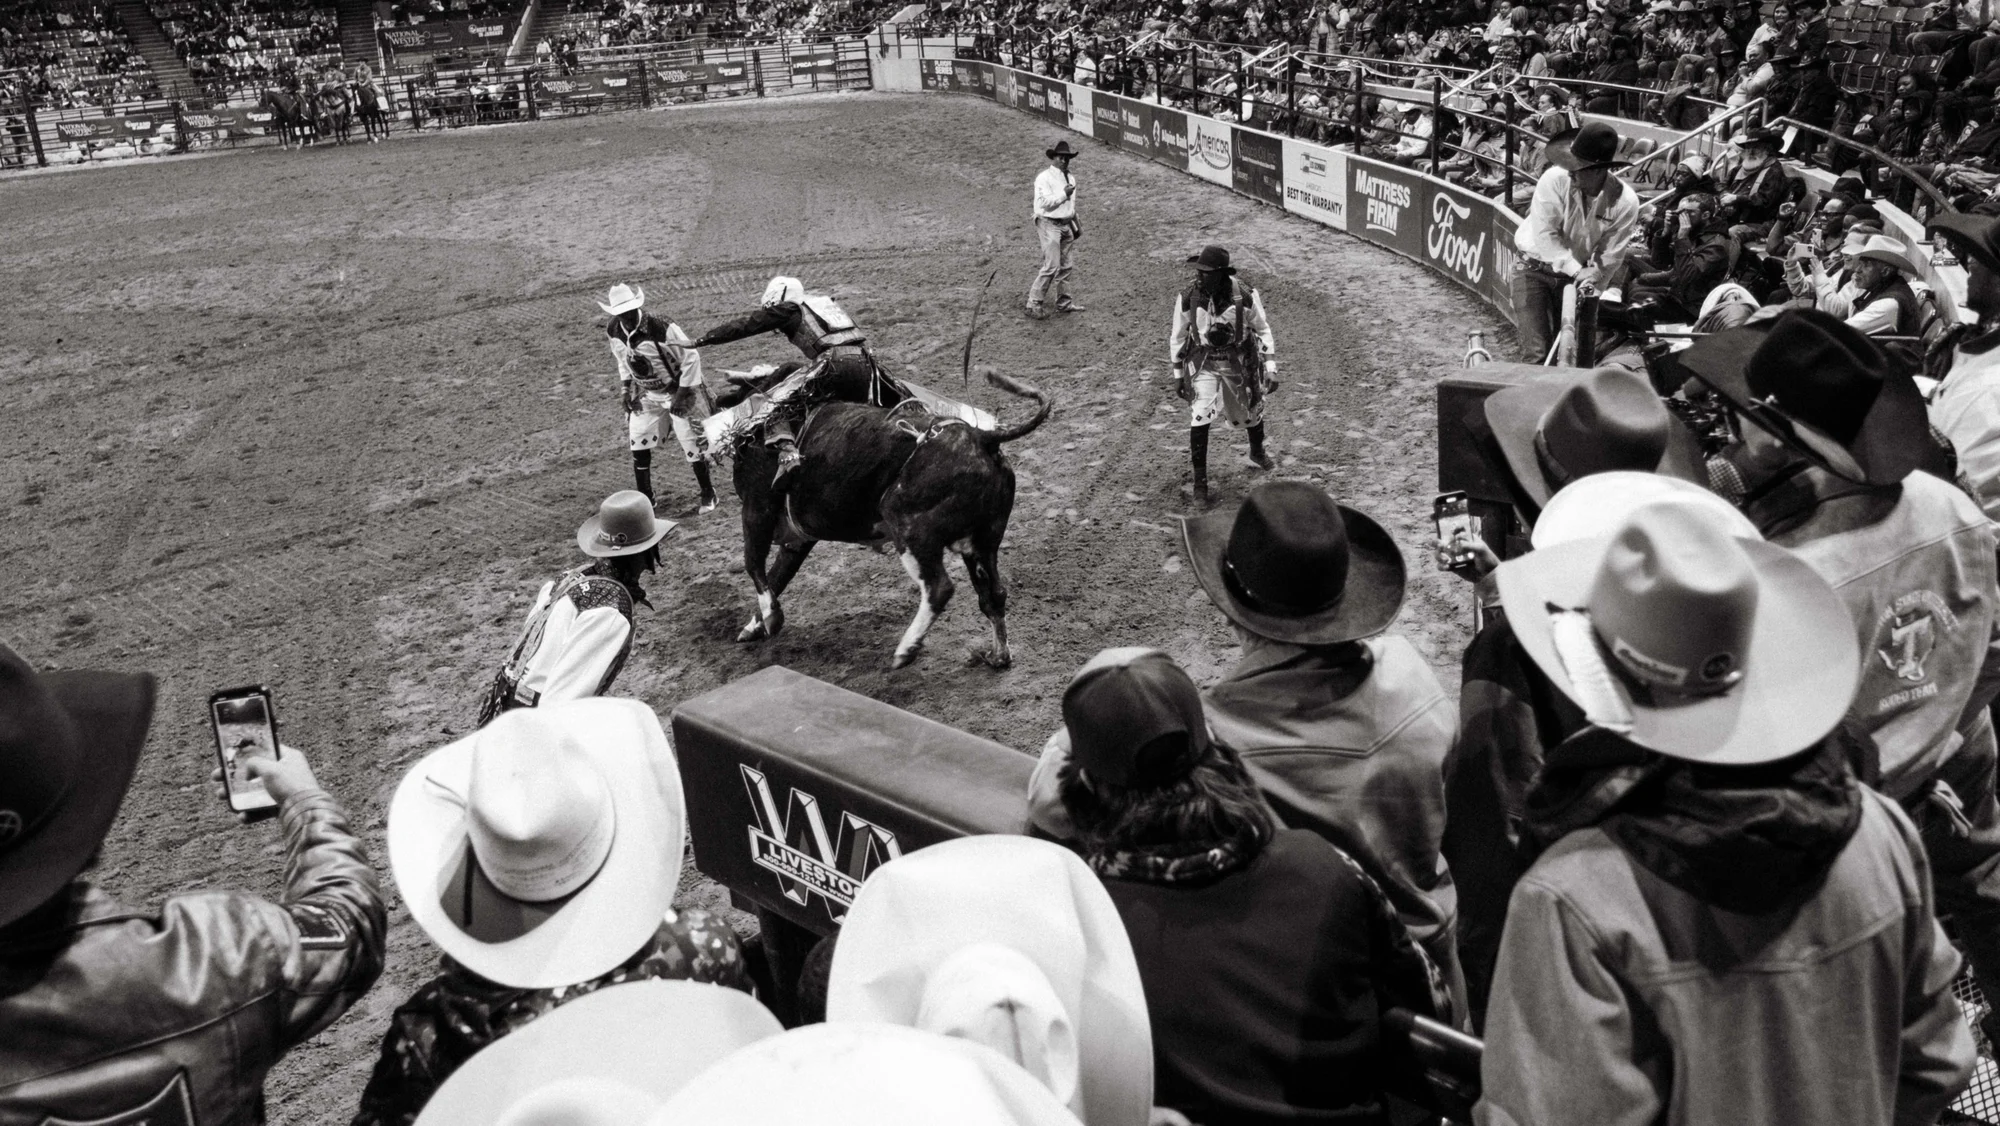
[1085,818,1267,886]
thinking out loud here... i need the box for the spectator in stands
[1050,646,1451,1126]
[1824,234,1923,336]
[1724,39,1772,106]
[826,835,1154,1125]
[1474,499,1975,1126]
[1030,480,1467,1010]
[1783,54,1838,157]
[351,698,750,1125]
[1928,211,2000,519]
[1908,0,1972,55]
[1642,152,1716,264]
[1719,126,1788,237]
[1629,190,1730,322]
[0,643,386,1122]
[1513,121,1641,362]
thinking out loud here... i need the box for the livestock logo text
[740,764,902,920]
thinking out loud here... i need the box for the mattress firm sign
[1281,137,1346,231]
[1348,157,1423,259]
[1187,114,1232,187]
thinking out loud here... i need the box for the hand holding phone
[210,686,282,817]
[1432,491,1482,571]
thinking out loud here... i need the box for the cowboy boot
[1190,424,1211,509]
[1246,423,1273,470]
[632,449,653,503]
[690,460,719,515]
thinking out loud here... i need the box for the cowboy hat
[576,490,676,557]
[1181,481,1407,646]
[1045,139,1080,158]
[387,697,686,989]
[1531,471,1756,550]
[651,1023,1085,1126]
[415,981,783,1126]
[1729,126,1782,149]
[827,835,1151,1126]
[597,283,645,316]
[1672,308,1944,486]
[1496,500,1857,763]
[1931,210,2000,275]
[1544,120,1630,171]
[1186,245,1234,273]
[1483,366,1706,509]
[0,646,155,929]
[1851,233,1914,271]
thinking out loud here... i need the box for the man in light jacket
[1512,120,1641,362]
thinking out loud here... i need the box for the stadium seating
[0,1,162,108]
[152,0,343,101]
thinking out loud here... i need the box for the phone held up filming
[209,685,281,816]
[1433,491,1481,571]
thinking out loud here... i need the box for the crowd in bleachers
[0,2,161,108]
[373,0,509,28]
[152,0,342,101]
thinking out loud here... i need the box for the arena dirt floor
[0,89,1506,1117]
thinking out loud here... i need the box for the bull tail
[976,366,1052,445]
[961,268,999,385]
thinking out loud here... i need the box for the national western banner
[1187,114,1232,187]
[653,60,748,87]
[1231,126,1283,206]
[1346,155,1424,260]
[1280,137,1346,231]
[534,70,639,102]
[378,18,513,54]
[52,114,163,142]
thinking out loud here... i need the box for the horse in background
[315,78,354,145]
[354,75,390,142]
[258,86,313,148]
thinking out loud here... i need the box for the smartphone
[1433,491,1480,570]
[210,686,281,816]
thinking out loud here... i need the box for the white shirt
[1034,164,1077,220]
[1515,165,1641,281]
[502,572,634,707]
[1932,333,2000,522]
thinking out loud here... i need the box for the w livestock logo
[1426,192,1487,285]
[740,764,902,919]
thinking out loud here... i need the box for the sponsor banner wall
[1044,81,1069,127]
[176,106,267,137]
[1024,75,1049,117]
[1116,97,1151,160]
[1066,83,1092,134]
[1280,137,1346,231]
[1421,175,1510,311]
[919,58,948,89]
[533,70,638,102]
[788,45,838,75]
[1232,126,1283,206]
[1091,92,1122,147]
[1149,105,1188,172]
[1187,114,1232,187]
[653,60,747,87]
[52,114,164,142]
[1347,156,1425,260]
[378,17,514,53]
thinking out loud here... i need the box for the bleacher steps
[113,0,199,96]
[336,0,382,71]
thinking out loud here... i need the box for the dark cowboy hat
[1484,366,1706,508]
[0,645,156,928]
[1544,120,1631,171]
[1931,211,2000,276]
[1673,308,1946,486]
[1186,245,1235,273]
[1181,481,1406,645]
[1730,126,1784,149]
[1046,139,1081,159]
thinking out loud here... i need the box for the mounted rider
[602,282,719,516]
[692,276,888,486]
[1171,246,1278,509]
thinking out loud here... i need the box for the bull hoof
[762,605,786,639]
[967,647,1013,670]
[891,642,924,669]
[737,617,767,642]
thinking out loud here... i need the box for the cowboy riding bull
[697,277,1050,669]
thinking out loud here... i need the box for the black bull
[718,365,1051,669]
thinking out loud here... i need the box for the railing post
[638,58,651,105]
[1430,73,1442,178]
[527,66,540,119]
[21,89,47,167]
[1286,56,1297,137]
[1502,99,1516,210]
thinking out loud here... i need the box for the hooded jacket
[1476,741,1975,1126]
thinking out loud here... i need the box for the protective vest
[478,568,635,725]
[1179,278,1260,373]
[801,294,866,349]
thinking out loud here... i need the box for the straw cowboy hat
[575,490,676,557]
[1496,500,1858,763]
[1531,471,1756,550]
[650,1023,1086,1126]
[387,697,686,989]
[1674,308,1945,486]
[1851,233,1915,272]
[1543,120,1631,171]
[828,835,1152,1126]
[1931,211,2000,275]
[414,981,783,1126]
[597,283,645,316]
[0,645,156,929]
[1484,366,1706,509]
[1181,481,1407,646]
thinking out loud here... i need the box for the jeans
[1027,217,1075,309]
[1921,719,2000,1041]
[1511,261,1567,364]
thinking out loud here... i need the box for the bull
[713,364,1051,669]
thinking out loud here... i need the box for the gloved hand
[1174,369,1195,401]
[1262,359,1280,393]
[622,382,642,414]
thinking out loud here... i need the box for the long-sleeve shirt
[1169,278,1276,372]
[1033,163,1077,220]
[481,567,634,722]
[1514,165,1640,282]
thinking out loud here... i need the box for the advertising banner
[919,58,948,90]
[1066,82,1092,134]
[975,62,996,98]
[1117,97,1151,160]
[788,45,838,77]
[1187,114,1232,187]
[1091,91,1122,147]
[1280,137,1346,231]
[176,107,266,138]
[1420,177,1501,304]
[991,66,1017,108]
[1043,81,1068,127]
[1024,75,1049,116]
[1149,105,1188,171]
[653,60,747,87]
[533,70,636,102]
[1231,126,1283,206]
[52,114,163,142]
[1347,156,1425,260]
[378,18,512,53]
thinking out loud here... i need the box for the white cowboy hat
[387,698,685,989]
[1496,500,1858,764]
[415,981,782,1126]
[760,275,804,308]
[1531,471,1757,550]
[598,283,645,315]
[827,835,1153,1126]
[1852,234,1914,272]
[648,1023,1085,1126]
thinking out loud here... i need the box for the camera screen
[213,694,275,799]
